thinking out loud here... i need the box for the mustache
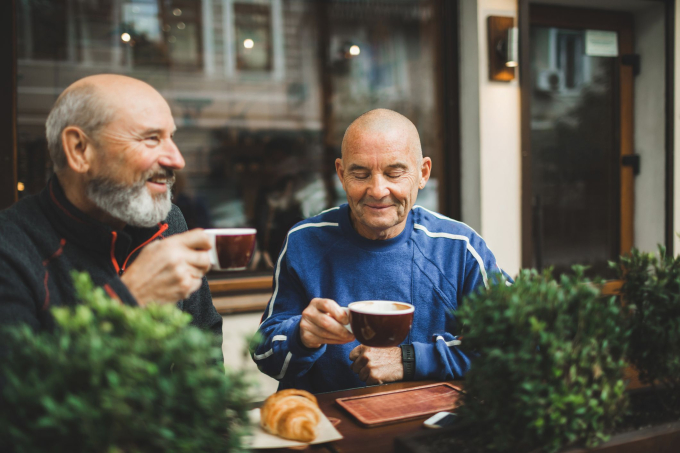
[141,168,176,185]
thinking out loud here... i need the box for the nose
[367,174,390,200]
[158,138,185,170]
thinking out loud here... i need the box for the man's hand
[120,229,212,306]
[349,345,403,385]
[299,298,355,349]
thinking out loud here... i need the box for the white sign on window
[585,30,618,57]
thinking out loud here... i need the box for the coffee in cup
[344,300,414,348]
[205,228,256,271]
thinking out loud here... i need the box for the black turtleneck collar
[38,175,168,272]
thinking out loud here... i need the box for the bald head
[341,109,422,162]
[46,75,167,172]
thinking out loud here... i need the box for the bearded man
[0,75,221,339]
[253,109,510,393]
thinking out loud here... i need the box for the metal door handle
[621,154,640,176]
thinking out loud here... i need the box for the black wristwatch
[400,344,416,381]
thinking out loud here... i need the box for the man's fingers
[301,299,355,348]
[359,366,370,382]
[366,375,383,386]
[175,229,212,250]
[184,249,212,273]
[351,355,367,374]
[311,298,348,323]
[302,319,350,345]
[307,311,353,342]
[349,345,363,361]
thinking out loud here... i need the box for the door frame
[0,0,17,211]
[519,0,675,269]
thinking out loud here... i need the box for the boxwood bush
[0,272,252,453]
[612,246,680,413]
[456,268,629,452]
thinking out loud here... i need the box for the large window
[15,0,452,281]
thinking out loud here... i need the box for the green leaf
[0,271,253,452]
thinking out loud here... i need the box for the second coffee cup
[344,300,414,348]
[205,228,257,271]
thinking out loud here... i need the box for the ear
[61,126,96,174]
[418,157,432,189]
[335,158,346,189]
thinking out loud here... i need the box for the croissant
[260,389,322,442]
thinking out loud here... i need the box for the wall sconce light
[488,16,518,81]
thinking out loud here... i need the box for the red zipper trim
[119,223,169,274]
[42,238,67,311]
[42,271,51,311]
[49,179,85,224]
[43,238,67,266]
[110,231,121,274]
[104,284,122,303]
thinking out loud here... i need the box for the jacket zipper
[111,223,170,276]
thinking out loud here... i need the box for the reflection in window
[234,2,273,71]
[17,0,68,61]
[16,0,444,276]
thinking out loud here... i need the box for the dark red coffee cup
[206,228,256,271]
[344,300,414,348]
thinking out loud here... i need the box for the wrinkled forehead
[105,87,175,132]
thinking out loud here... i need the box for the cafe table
[257,379,464,453]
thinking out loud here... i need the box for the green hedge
[456,268,629,452]
[0,272,252,453]
[613,246,680,413]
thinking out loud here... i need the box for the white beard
[86,173,173,228]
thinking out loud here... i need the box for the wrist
[120,274,147,307]
[400,344,416,381]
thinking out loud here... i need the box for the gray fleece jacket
[0,176,222,342]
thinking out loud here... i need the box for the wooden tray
[335,383,463,427]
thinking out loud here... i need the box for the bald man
[253,109,510,393]
[0,75,221,342]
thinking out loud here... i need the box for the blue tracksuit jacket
[253,204,508,393]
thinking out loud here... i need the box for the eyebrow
[139,127,176,136]
[347,162,410,172]
[386,163,409,170]
[347,164,370,172]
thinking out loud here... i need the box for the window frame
[223,0,285,81]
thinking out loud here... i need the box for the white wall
[463,0,522,276]
[634,4,666,253]
[459,0,483,234]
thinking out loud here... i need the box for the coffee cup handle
[343,307,353,334]
[207,234,219,268]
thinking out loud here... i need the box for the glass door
[527,6,635,277]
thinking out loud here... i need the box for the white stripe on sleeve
[436,335,462,347]
[252,335,287,361]
[276,352,293,380]
[266,222,339,320]
[413,223,489,289]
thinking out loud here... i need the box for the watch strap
[400,344,416,381]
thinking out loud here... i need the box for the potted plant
[0,272,253,452]
[612,246,680,414]
[397,268,630,453]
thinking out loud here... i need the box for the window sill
[208,276,272,315]
[208,275,272,293]
[213,292,271,316]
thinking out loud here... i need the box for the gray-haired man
[0,75,221,338]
